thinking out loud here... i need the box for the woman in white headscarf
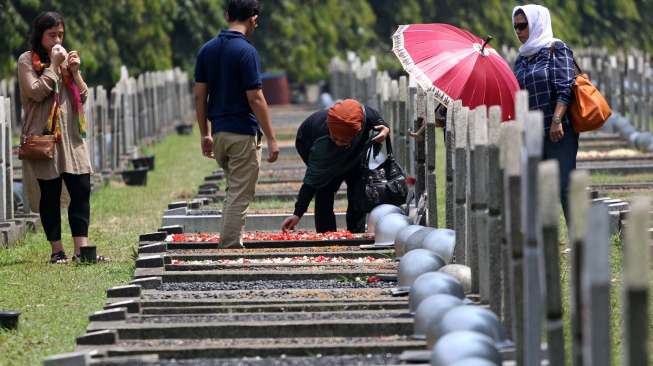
[512,4,577,221]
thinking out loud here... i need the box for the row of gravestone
[329,53,651,366]
[0,67,194,244]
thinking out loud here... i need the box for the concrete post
[407,86,417,177]
[569,170,591,366]
[486,105,502,316]
[445,102,455,230]
[538,160,565,366]
[453,102,468,264]
[622,197,650,366]
[425,91,438,227]
[0,97,6,222]
[581,202,611,366]
[471,106,489,300]
[415,88,426,199]
[502,122,523,362]
[398,76,409,171]
[522,111,544,366]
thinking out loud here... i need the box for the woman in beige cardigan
[17,11,93,263]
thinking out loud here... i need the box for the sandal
[49,250,68,264]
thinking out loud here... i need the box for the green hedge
[1,0,650,86]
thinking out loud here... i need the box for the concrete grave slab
[43,351,90,366]
[129,277,162,290]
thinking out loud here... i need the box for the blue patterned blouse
[513,42,576,130]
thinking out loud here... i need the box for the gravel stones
[160,279,396,292]
[127,310,406,324]
[117,335,413,349]
[93,354,401,366]
[142,288,394,301]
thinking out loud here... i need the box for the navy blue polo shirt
[194,30,262,136]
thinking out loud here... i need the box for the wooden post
[623,196,650,366]
[425,91,438,227]
[538,160,565,366]
[453,102,468,264]
[569,170,591,366]
[502,122,524,362]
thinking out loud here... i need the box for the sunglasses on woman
[514,22,528,31]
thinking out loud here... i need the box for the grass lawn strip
[0,130,215,366]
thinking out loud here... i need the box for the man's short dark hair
[226,0,260,22]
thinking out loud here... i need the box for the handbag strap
[549,41,582,75]
[362,130,394,167]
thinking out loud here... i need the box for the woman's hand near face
[371,125,390,143]
[67,51,80,73]
[50,45,67,68]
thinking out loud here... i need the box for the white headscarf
[512,4,561,57]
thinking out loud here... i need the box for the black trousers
[37,173,91,242]
[314,169,367,233]
[542,123,579,223]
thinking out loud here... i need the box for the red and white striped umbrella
[392,23,520,121]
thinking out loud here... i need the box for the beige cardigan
[17,51,92,181]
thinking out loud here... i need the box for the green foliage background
[1,0,651,86]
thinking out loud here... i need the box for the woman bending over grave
[281,99,390,233]
[512,4,577,220]
[17,11,100,263]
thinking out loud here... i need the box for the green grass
[0,130,215,365]
[591,172,653,184]
[559,173,653,364]
[436,129,446,227]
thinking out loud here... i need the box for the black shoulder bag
[353,136,408,212]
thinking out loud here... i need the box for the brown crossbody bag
[18,92,59,161]
[18,134,57,160]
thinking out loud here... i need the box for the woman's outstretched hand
[281,215,300,231]
[371,125,390,143]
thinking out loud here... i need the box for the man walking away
[194,0,279,248]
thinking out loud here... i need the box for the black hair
[514,8,526,18]
[30,11,65,63]
[226,0,260,22]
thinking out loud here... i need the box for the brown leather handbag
[18,134,57,160]
[568,65,612,132]
[550,43,612,132]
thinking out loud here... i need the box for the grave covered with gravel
[127,310,406,324]
[93,354,402,366]
[160,279,396,292]
[142,288,396,301]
